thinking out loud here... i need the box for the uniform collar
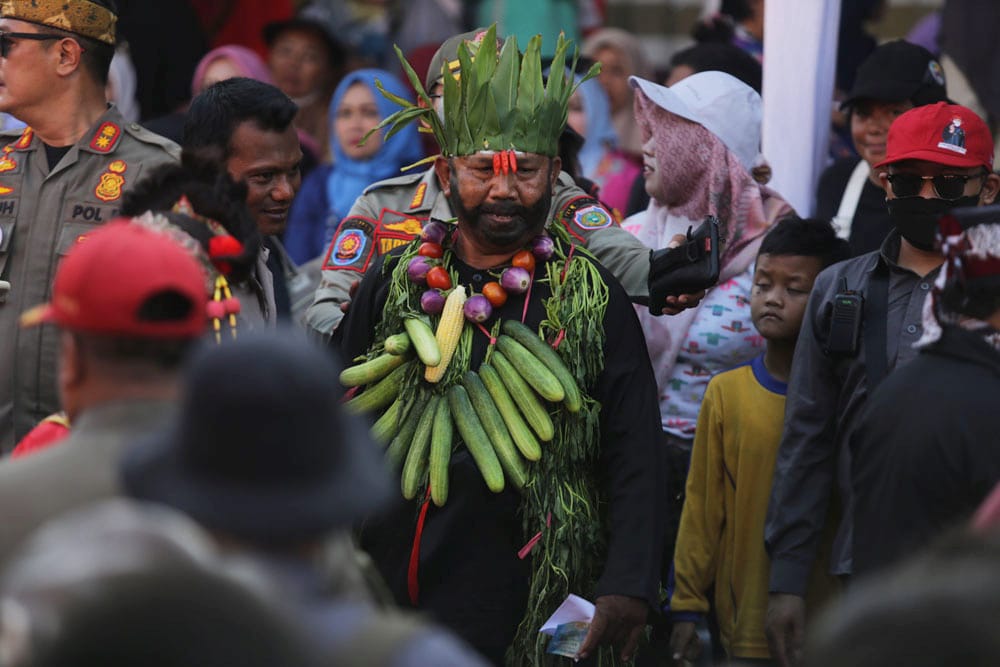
[4,105,128,155]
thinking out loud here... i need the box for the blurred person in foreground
[804,531,1000,667]
[0,221,206,564]
[122,330,488,665]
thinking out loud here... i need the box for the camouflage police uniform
[305,166,651,336]
[0,107,180,449]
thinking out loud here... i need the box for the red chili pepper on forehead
[509,150,518,173]
[501,150,510,174]
[493,152,501,175]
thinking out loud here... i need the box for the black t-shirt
[816,156,892,258]
[335,246,664,664]
[43,143,72,171]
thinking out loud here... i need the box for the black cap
[262,4,345,67]
[841,40,947,111]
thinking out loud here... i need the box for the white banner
[762,0,842,216]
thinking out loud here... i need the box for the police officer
[306,28,675,337]
[0,0,180,449]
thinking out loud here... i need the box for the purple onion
[500,267,531,294]
[421,289,446,315]
[407,256,433,284]
[530,235,555,261]
[421,220,449,245]
[463,294,493,323]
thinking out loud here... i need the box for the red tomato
[426,266,452,290]
[417,242,443,258]
[512,250,535,273]
[482,281,507,307]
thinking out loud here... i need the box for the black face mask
[886,195,981,251]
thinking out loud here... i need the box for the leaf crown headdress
[370,24,599,162]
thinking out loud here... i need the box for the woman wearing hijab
[282,69,424,265]
[582,28,653,158]
[622,71,793,569]
[568,76,640,219]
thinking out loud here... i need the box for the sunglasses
[0,31,64,58]
[885,172,986,200]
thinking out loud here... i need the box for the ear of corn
[425,286,467,383]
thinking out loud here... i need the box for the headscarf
[191,45,273,97]
[626,82,792,382]
[582,28,653,155]
[325,69,424,225]
[573,75,619,177]
[917,219,1000,352]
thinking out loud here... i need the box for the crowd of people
[0,0,999,666]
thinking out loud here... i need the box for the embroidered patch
[12,127,32,150]
[927,59,945,86]
[94,166,125,202]
[89,122,121,153]
[409,182,428,209]
[0,185,14,196]
[559,197,615,240]
[322,216,376,274]
[938,117,968,154]
[375,209,427,255]
[0,153,17,174]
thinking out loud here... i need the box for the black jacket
[335,248,664,664]
[851,325,1000,577]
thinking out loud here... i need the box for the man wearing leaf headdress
[307,27,700,337]
[336,26,664,666]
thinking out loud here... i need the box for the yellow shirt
[671,356,791,658]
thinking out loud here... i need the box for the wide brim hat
[121,330,392,545]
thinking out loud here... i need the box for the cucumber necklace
[342,223,622,666]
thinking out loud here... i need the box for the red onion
[530,235,555,261]
[463,294,493,322]
[500,267,531,294]
[421,220,449,245]
[420,289,446,315]
[407,256,433,284]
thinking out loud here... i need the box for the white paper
[539,594,596,635]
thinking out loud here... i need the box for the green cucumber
[447,384,504,493]
[491,351,555,442]
[496,336,565,402]
[401,394,439,499]
[478,363,542,461]
[463,371,528,490]
[404,317,441,367]
[501,320,582,412]
[340,352,407,388]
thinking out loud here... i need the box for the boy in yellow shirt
[669,217,849,665]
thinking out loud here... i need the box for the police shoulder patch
[322,216,377,274]
[374,208,427,256]
[558,196,615,240]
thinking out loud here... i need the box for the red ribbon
[518,512,552,559]
[407,488,433,605]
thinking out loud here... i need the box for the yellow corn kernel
[425,285,466,383]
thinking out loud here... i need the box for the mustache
[478,202,528,217]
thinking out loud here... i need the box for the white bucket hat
[630,71,763,172]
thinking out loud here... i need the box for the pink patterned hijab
[625,83,792,385]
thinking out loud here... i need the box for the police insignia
[0,154,16,174]
[322,217,376,274]
[0,185,14,196]
[12,128,33,150]
[574,205,612,230]
[409,182,428,209]
[94,161,126,202]
[375,209,427,255]
[89,122,122,153]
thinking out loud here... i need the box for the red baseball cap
[874,102,994,170]
[21,220,208,339]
